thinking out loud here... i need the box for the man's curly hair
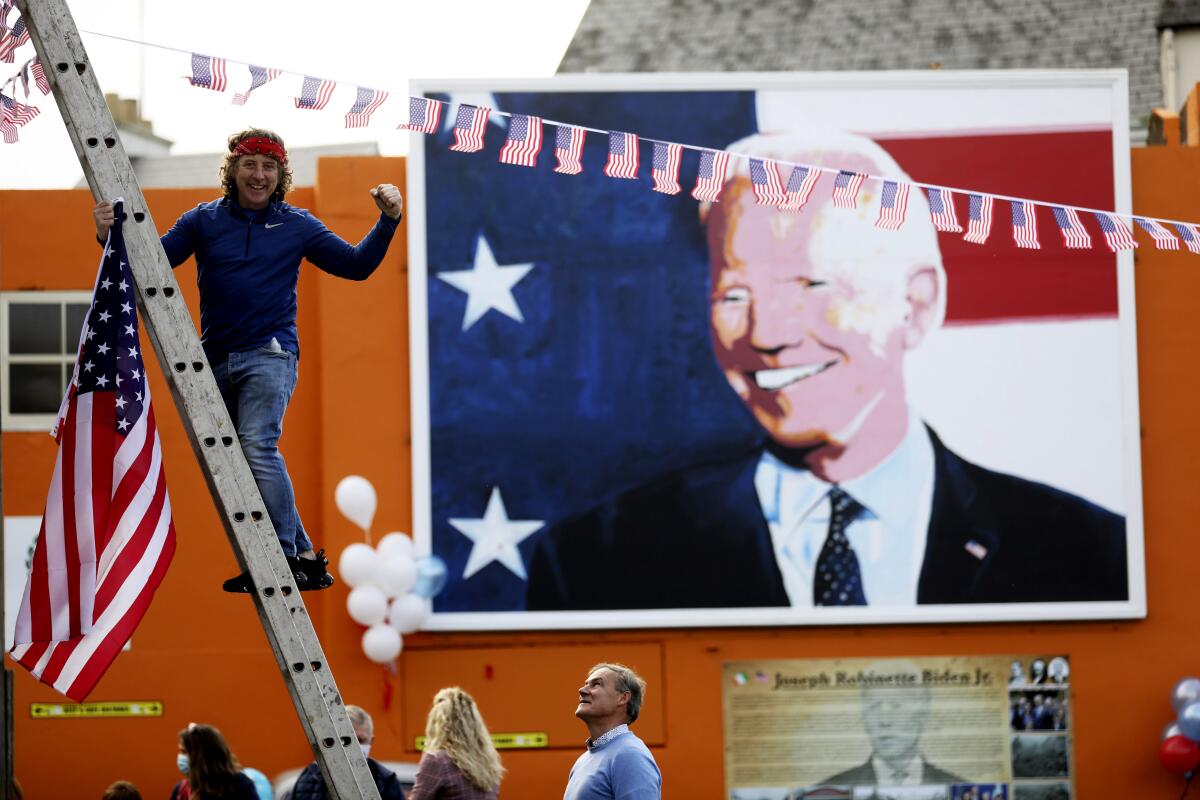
[218,128,293,202]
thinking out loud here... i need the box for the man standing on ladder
[93,127,404,593]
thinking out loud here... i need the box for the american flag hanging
[498,114,543,167]
[1051,206,1092,250]
[1,90,38,144]
[294,76,335,110]
[400,97,443,135]
[553,125,586,175]
[449,104,491,153]
[831,170,866,209]
[604,131,639,179]
[963,193,994,245]
[1094,212,1138,252]
[1134,217,1180,250]
[9,202,177,702]
[875,180,910,230]
[1172,223,1200,255]
[187,53,227,92]
[651,141,683,195]
[926,188,962,232]
[748,158,786,206]
[691,150,729,202]
[780,165,821,213]
[31,57,49,95]
[0,16,28,63]
[232,65,281,106]
[1011,200,1040,249]
[344,86,389,129]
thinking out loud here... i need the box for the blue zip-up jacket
[160,196,399,363]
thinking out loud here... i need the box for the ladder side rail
[13,3,379,798]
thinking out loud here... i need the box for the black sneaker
[295,549,335,591]
[222,570,254,593]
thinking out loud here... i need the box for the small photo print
[1012,782,1071,800]
[950,784,1008,800]
[1008,656,1069,688]
[1008,690,1068,732]
[1011,735,1070,778]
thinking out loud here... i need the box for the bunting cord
[1,27,1196,233]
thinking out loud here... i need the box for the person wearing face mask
[170,723,258,800]
[285,705,405,800]
[91,128,403,595]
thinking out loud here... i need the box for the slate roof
[559,0,1165,128]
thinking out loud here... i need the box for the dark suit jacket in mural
[819,756,965,787]
[525,427,1127,610]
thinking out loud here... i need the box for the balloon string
[1183,770,1195,800]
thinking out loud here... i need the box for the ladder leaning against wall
[14,2,381,797]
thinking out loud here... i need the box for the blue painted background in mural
[422,90,759,611]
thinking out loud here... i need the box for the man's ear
[903,266,941,350]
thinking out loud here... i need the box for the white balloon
[338,543,378,588]
[335,475,377,532]
[376,532,415,561]
[387,593,431,634]
[374,555,417,598]
[346,586,388,626]
[361,624,402,664]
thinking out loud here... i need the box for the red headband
[233,136,287,164]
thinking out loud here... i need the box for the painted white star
[449,486,543,580]
[97,310,111,323]
[120,302,132,314]
[86,329,96,341]
[99,278,112,290]
[117,417,130,432]
[96,343,110,355]
[131,369,140,380]
[124,325,135,337]
[96,375,109,387]
[83,361,94,372]
[128,346,138,357]
[437,235,534,331]
[442,92,507,133]
[115,396,127,409]
[118,279,128,292]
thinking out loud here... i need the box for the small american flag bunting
[831,170,866,209]
[553,125,586,175]
[692,150,730,203]
[449,104,491,153]
[344,86,389,128]
[232,65,281,106]
[1051,207,1091,250]
[651,142,683,195]
[1,90,37,144]
[30,57,49,95]
[1094,212,1138,252]
[926,188,962,232]
[400,97,443,135]
[780,165,821,213]
[498,114,543,167]
[294,76,336,110]
[748,158,786,206]
[1172,223,1200,255]
[963,193,994,245]
[875,180,910,230]
[1134,217,1180,250]
[0,15,28,63]
[605,131,640,179]
[187,53,227,92]
[1011,200,1040,249]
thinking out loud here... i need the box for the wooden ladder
[14,2,381,797]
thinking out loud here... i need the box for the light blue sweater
[564,726,661,800]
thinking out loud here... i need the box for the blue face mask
[177,753,190,774]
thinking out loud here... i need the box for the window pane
[9,363,63,414]
[8,304,60,355]
[65,303,90,353]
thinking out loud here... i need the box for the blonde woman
[409,687,504,799]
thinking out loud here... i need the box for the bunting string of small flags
[3,21,1200,256]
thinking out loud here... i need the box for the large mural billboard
[406,72,1145,629]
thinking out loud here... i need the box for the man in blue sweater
[93,128,403,593]
[565,662,661,800]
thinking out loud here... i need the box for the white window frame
[1,290,92,432]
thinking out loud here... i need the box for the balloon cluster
[1161,677,1200,776]
[334,476,447,665]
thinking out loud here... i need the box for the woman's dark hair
[179,723,243,799]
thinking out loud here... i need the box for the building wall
[2,150,1198,798]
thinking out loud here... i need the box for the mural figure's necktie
[813,487,867,605]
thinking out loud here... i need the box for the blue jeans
[211,345,312,557]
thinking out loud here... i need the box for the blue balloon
[1172,677,1200,714]
[1179,700,1200,742]
[412,555,448,598]
[242,767,272,800]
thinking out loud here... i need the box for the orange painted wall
[1,149,1199,798]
